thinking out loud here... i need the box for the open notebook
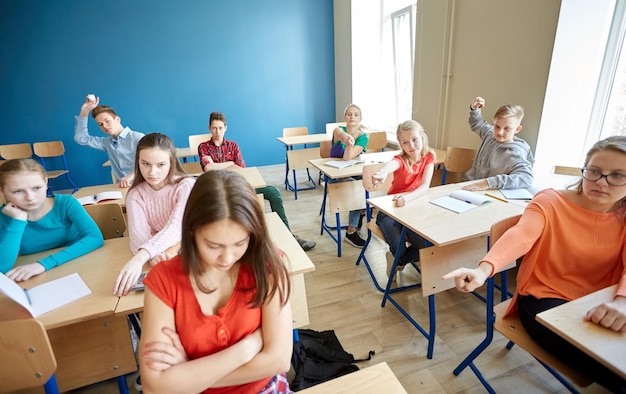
[324,159,364,169]
[76,191,123,206]
[430,190,492,213]
[0,273,92,317]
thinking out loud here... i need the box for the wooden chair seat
[554,165,581,176]
[83,203,127,239]
[0,143,33,159]
[188,133,211,154]
[32,141,78,193]
[0,319,59,392]
[494,300,593,387]
[366,131,388,152]
[441,146,476,184]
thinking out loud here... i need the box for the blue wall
[0,0,335,187]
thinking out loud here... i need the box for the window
[381,5,416,124]
[351,0,417,132]
[593,1,626,142]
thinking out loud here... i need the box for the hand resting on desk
[585,296,626,333]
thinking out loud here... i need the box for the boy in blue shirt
[74,96,144,187]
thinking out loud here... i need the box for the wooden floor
[61,164,609,394]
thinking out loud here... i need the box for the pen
[485,193,509,203]
[23,288,32,305]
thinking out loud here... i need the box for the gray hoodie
[464,108,534,189]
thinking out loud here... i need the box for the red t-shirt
[144,257,270,393]
[388,151,436,195]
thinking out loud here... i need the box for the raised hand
[79,95,100,117]
[470,97,485,111]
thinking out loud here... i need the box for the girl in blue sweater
[0,159,103,281]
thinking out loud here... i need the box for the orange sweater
[482,189,626,316]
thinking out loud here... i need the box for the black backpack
[290,328,375,391]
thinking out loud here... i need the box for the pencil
[485,193,509,203]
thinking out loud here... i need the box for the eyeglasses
[581,168,626,186]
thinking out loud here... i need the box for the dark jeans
[517,294,626,393]
[376,211,427,266]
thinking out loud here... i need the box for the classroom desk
[73,183,128,206]
[0,238,136,392]
[299,362,407,393]
[366,180,525,359]
[537,285,626,380]
[187,166,267,189]
[309,150,443,257]
[115,212,316,329]
[277,133,330,197]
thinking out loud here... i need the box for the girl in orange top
[444,136,626,392]
[139,170,292,394]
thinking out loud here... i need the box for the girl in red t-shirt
[371,120,436,281]
[139,170,293,394]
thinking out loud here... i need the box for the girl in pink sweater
[444,136,626,392]
[114,133,195,296]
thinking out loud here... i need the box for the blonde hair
[494,104,525,122]
[0,159,46,188]
[396,120,433,169]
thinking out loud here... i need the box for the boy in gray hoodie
[462,96,534,191]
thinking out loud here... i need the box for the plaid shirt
[198,138,246,168]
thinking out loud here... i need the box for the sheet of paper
[324,159,363,169]
[28,273,92,317]
[449,190,491,205]
[499,188,534,200]
[0,273,92,317]
[430,196,477,213]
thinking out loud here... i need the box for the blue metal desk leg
[452,277,496,393]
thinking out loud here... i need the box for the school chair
[325,122,346,135]
[453,214,592,393]
[84,203,127,239]
[322,178,365,257]
[440,146,476,185]
[282,127,317,199]
[187,133,211,163]
[0,318,60,393]
[0,142,33,159]
[317,140,332,186]
[365,131,387,152]
[33,141,78,194]
[553,165,582,175]
[180,161,203,175]
[355,163,422,293]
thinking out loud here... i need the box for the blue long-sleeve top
[0,194,104,273]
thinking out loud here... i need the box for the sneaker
[135,375,142,392]
[294,235,316,251]
[345,231,365,248]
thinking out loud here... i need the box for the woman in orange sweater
[444,136,626,392]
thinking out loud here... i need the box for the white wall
[412,0,561,153]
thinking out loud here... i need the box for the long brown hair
[130,133,188,191]
[180,170,290,307]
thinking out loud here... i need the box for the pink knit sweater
[126,177,195,258]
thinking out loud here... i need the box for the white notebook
[76,190,123,206]
[324,159,363,169]
[0,273,92,317]
[499,188,534,200]
[430,190,492,213]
